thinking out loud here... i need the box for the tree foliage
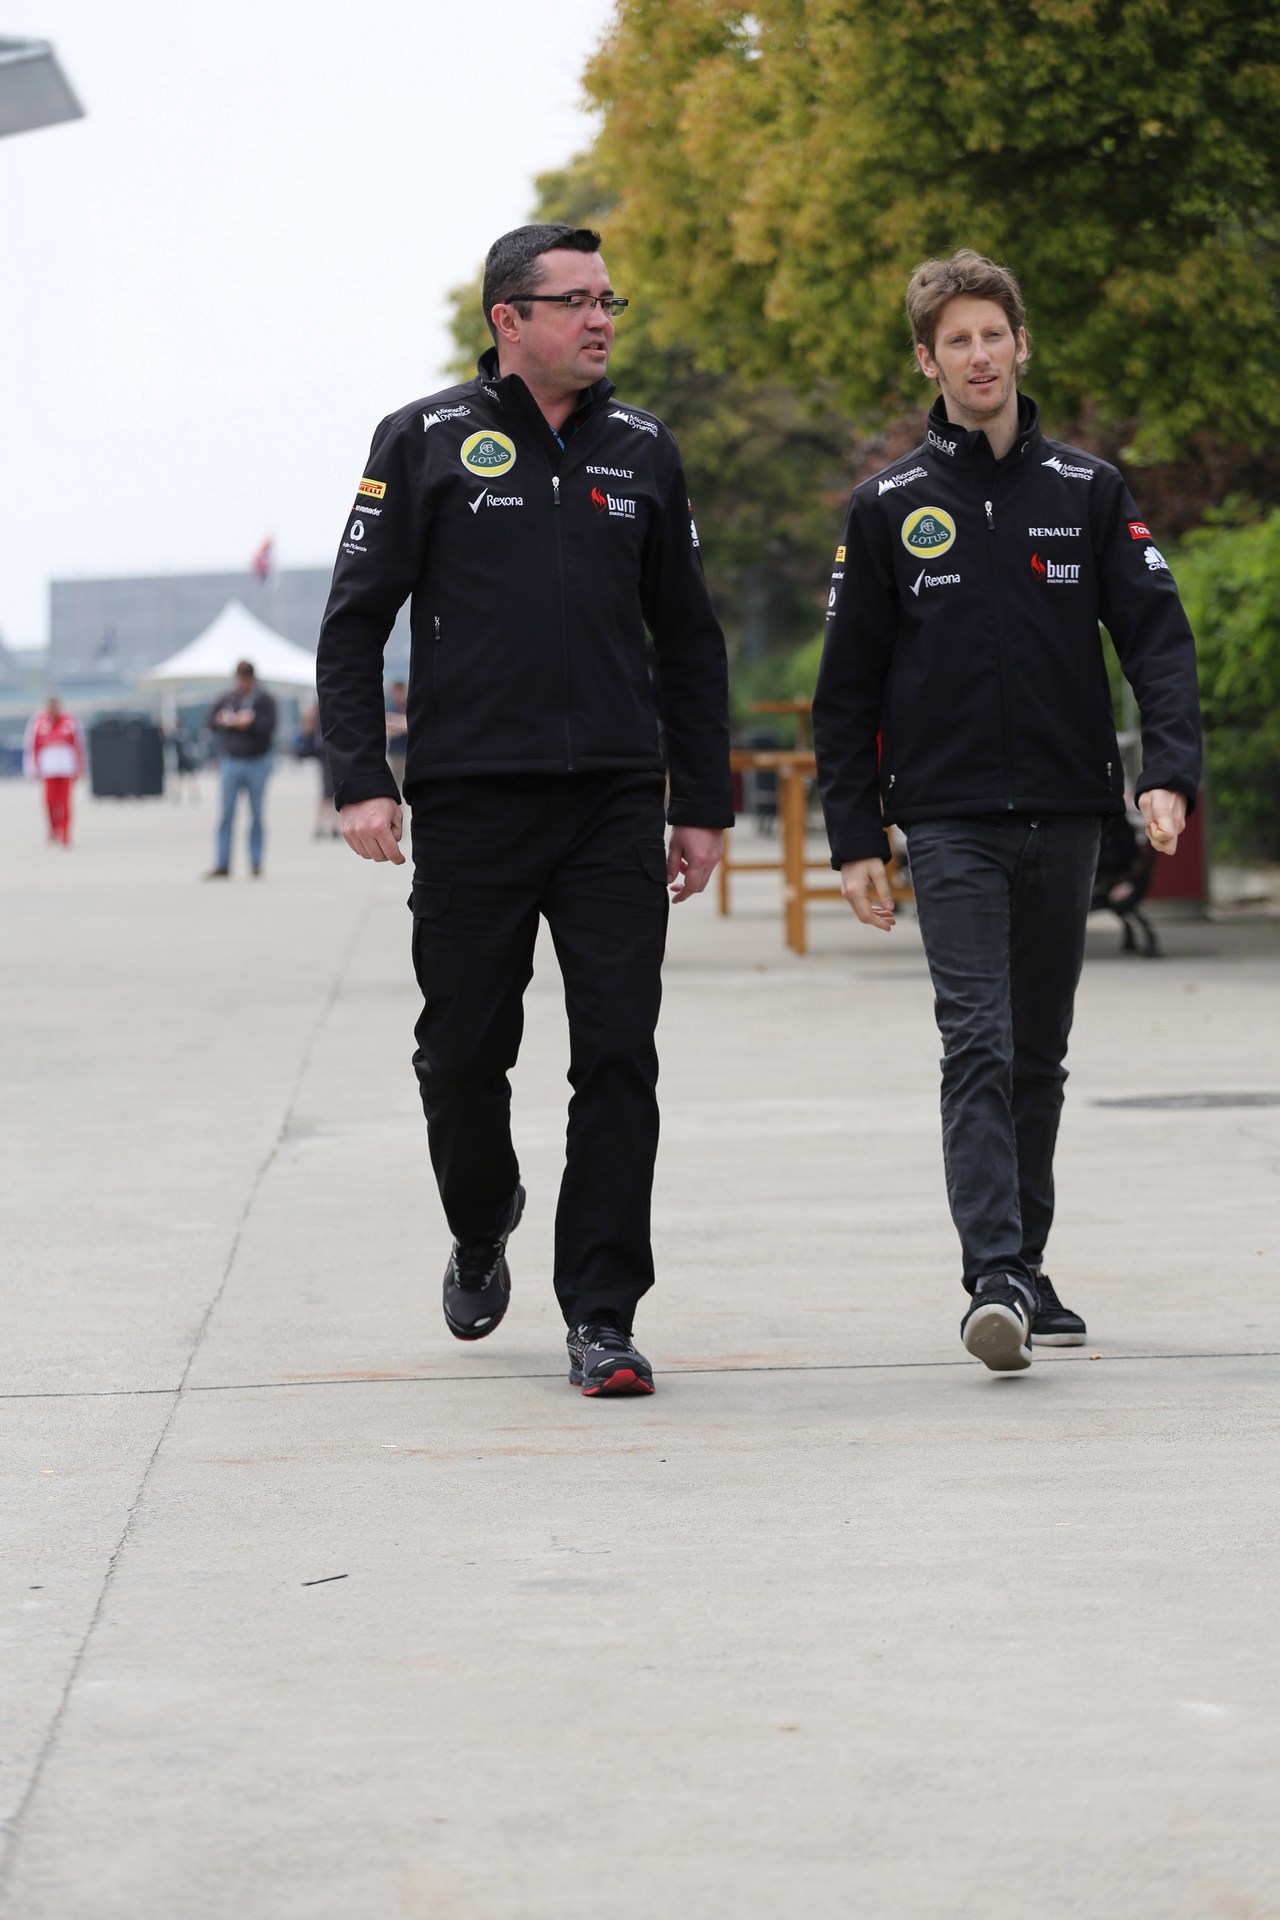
[1174,505,1280,858]
[584,0,1280,462]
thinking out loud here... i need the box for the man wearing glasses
[317,224,732,1396]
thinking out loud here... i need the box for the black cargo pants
[407,772,670,1329]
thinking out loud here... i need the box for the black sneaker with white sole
[442,1184,525,1341]
[961,1275,1035,1373]
[1030,1270,1086,1346]
[567,1320,655,1396]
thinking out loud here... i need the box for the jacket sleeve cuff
[333,772,402,811]
[828,829,891,869]
[667,799,735,829]
[1134,774,1198,815]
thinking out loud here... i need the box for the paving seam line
[0,887,376,1892]
[4,1349,1278,1404]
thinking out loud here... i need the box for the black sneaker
[961,1276,1034,1373]
[567,1320,655,1396]
[442,1184,525,1341]
[1030,1270,1086,1346]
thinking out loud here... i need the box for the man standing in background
[206,659,277,879]
[814,249,1201,1374]
[24,694,85,847]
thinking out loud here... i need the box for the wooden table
[722,749,841,954]
[748,697,813,747]
[722,747,911,955]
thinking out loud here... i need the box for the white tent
[141,600,317,688]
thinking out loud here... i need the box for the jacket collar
[925,392,1042,472]
[474,347,616,424]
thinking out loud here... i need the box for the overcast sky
[0,0,618,648]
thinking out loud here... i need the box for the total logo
[460,430,517,478]
[591,486,637,520]
[1030,552,1081,584]
[901,506,956,558]
[468,488,524,514]
[909,570,961,596]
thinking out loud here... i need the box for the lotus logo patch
[901,507,956,558]
[460,431,517,478]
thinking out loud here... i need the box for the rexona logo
[901,507,957,558]
[357,477,386,500]
[1041,455,1094,480]
[879,464,928,494]
[1128,520,1151,541]
[591,486,637,519]
[909,571,961,596]
[460,431,517,478]
[1030,552,1081,585]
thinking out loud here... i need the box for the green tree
[585,0,1280,462]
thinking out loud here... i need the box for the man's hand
[1138,788,1187,856]
[340,796,405,864]
[667,826,723,903]
[840,857,896,932]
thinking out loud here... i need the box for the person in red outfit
[23,695,86,846]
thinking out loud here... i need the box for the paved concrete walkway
[3,765,1279,1919]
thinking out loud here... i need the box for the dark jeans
[407,773,670,1329]
[906,815,1101,1293]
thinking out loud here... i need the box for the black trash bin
[88,717,165,798]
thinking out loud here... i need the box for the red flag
[252,537,274,582]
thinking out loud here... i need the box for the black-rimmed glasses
[509,293,629,317]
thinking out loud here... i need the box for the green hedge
[1175,505,1280,861]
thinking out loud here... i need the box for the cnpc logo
[460,431,517,479]
[901,506,956,558]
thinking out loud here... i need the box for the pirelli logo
[357,477,386,500]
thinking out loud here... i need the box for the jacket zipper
[985,497,1016,809]
[550,470,574,770]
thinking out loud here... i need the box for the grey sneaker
[1030,1270,1086,1346]
[442,1184,525,1341]
[961,1275,1034,1372]
[567,1320,655,1396]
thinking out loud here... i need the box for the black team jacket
[315,349,733,828]
[813,394,1202,867]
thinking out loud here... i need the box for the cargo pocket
[637,842,668,886]
[409,881,453,995]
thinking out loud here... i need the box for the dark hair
[235,659,255,678]
[906,249,1030,367]
[481,225,602,343]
